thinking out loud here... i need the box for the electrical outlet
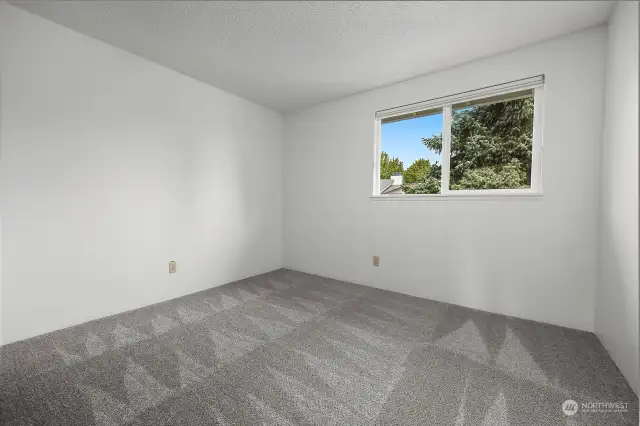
[373,256,379,266]
[169,261,177,274]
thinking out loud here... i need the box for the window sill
[370,191,543,201]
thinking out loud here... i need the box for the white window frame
[372,75,545,199]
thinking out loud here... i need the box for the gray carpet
[1,269,637,425]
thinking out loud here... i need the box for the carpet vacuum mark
[1,269,637,425]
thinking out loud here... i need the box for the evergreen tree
[418,97,533,192]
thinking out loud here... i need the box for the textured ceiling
[11,1,614,112]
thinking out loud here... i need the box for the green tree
[403,176,441,194]
[422,97,533,191]
[380,151,403,179]
[402,160,442,194]
[403,158,431,184]
[451,162,527,190]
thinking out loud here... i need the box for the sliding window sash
[441,105,452,194]
[530,87,545,193]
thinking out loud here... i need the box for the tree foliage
[380,151,403,179]
[452,162,527,190]
[403,158,431,184]
[402,159,441,194]
[403,176,441,194]
[419,97,533,193]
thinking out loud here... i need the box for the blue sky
[381,113,442,168]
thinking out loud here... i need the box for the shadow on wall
[597,218,640,389]
[184,105,280,288]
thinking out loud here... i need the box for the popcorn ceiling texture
[12,1,613,112]
[0,269,637,425]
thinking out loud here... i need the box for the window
[373,76,544,197]
[380,109,443,194]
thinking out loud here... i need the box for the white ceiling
[12,1,614,112]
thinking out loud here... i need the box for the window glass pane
[449,93,534,190]
[380,110,443,195]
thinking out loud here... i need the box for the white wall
[596,1,639,395]
[0,4,283,345]
[284,27,607,332]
